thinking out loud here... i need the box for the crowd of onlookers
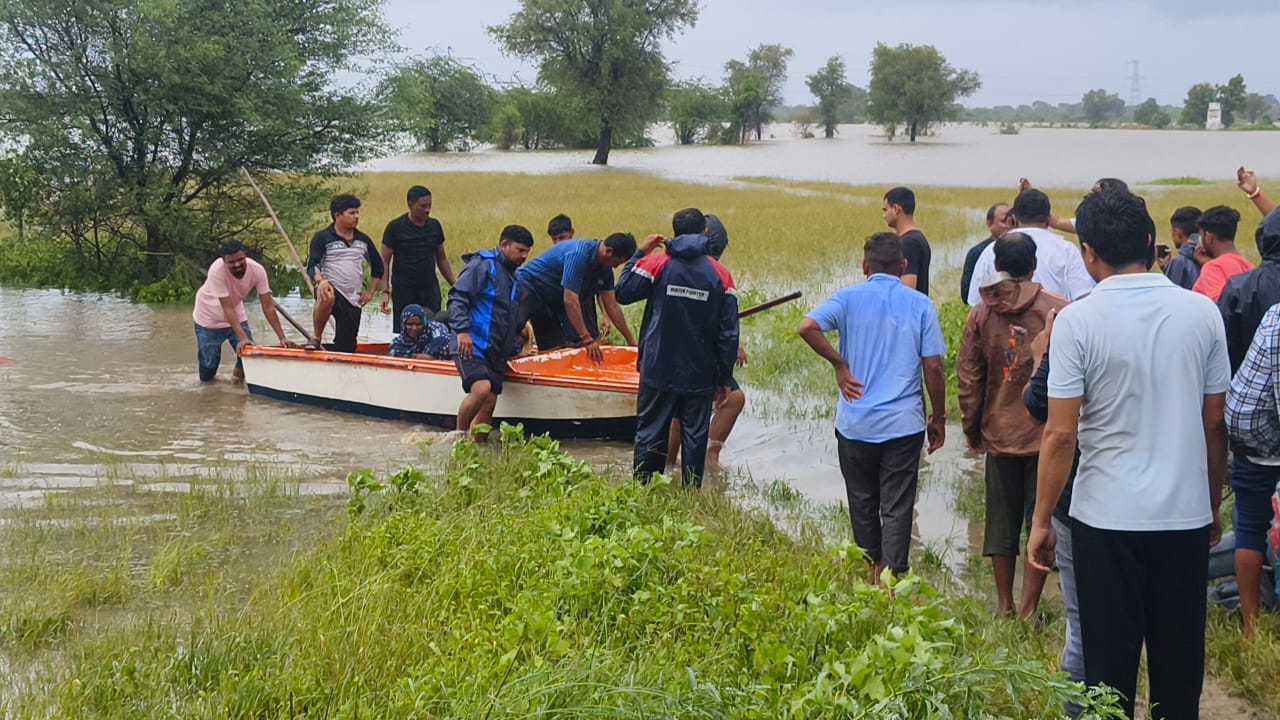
[802,174,1280,719]
[190,169,1279,719]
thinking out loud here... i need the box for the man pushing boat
[516,233,640,360]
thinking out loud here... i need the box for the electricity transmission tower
[1128,60,1142,105]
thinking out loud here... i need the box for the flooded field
[365,122,1280,189]
[0,286,979,558]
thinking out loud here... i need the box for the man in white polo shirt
[1028,188,1229,720]
[967,189,1095,306]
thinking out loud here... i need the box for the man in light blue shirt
[1028,188,1228,720]
[798,232,947,579]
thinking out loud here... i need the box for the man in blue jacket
[446,225,534,440]
[516,234,640,360]
[616,208,740,488]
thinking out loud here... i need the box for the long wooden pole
[738,291,802,319]
[239,166,314,296]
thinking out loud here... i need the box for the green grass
[5,430,1125,718]
[1147,176,1212,186]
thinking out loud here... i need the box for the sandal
[302,338,323,351]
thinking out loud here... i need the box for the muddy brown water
[0,286,980,557]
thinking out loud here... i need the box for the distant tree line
[963,75,1278,129]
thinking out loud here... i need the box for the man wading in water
[192,241,295,382]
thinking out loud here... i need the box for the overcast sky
[385,0,1274,107]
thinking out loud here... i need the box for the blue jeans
[1053,515,1084,717]
[1231,455,1280,553]
[195,322,252,382]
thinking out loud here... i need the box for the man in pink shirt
[1192,206,1254,302]
[192,242,293,382]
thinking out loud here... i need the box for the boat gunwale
[239,345,639,394]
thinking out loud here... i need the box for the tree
[724,44,794,142]
[379,55,497,152]
[1217,74,1247,127]
[806,56,855,139]
[490,0,699,165]
[1242,93,1270,125]
[1181,82,1217,127]
[1081,89,1124,125]
[666,80,729,145]
[0,0,389,287]
[867,43,980,142]
[0,153,39,241]
[1132,97,1171,128]
[489,104,525,150]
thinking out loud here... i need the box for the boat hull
[240,345,639,441]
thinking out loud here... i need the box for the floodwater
[0,286,979,557]
[364,122,1280,189]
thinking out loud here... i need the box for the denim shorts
[1230,455,1280,553]
[195,322,253,382]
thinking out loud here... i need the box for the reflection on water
[364,123,1280,189]
[0,287,981,560]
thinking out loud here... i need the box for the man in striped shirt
[305,194,385,352]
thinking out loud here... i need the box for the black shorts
[332,292,363,353]
[982,455,1038,557]
[456,353,509,394]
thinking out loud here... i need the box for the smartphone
[1157,244,1170,259]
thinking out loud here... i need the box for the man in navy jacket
[446,225,534,440]
[616,208,739,487]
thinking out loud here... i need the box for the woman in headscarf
[389,304,456,359]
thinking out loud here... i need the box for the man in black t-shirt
[379,186,457,332]
[882,186,931,296]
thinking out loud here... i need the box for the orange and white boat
[239,344,640,440]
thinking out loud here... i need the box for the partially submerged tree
[490,0,699,165]
[1081,89,1124,125]
[806,56,855,139]
[1132,97,1171,128]
[1217,74,1247,127]
[380,55,497,152]
[1180,82,1217,127]
[724,44,794,142]
[0,0,389,288]
[867,43,980,142]
[666,80,729,145]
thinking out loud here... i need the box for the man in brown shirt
[959,233,1068,617]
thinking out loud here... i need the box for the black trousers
[634,385,713,488]
[835,430,924,575]
[1072,519,1210,720]
[524,296,598,350]
[331,292,362,353]
[390,281,441,332]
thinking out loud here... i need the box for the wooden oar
[738,291,802,319]
[239,167,314,296]
[241,165,339,345]
[274,305,316,345]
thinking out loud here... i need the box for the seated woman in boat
[390,304,455,360]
